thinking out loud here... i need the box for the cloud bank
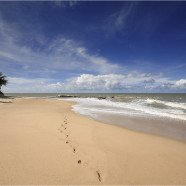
[3,74,186,93]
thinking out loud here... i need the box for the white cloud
[3,74,186,93]
[69,1,78,7]
[1,14,185,93]
[54,1,78,8]
[160,79,186,91]
[174,79,186,87]
[3,77,60,93]
[103,3,135,35]
[45,37,120,73]
[149,79,186,92]
[66,74,125,90]
[57,73,166,91]
[8,77,51,85]
[0,17,121,75]
[144,79,155,84]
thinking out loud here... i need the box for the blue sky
[0,1,186,93]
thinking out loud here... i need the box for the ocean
[6,93,186,142]
[58,93,186,121]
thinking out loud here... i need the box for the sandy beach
[0,97,186,185]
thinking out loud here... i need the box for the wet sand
[93,112,186,142]
[0,97,186,184]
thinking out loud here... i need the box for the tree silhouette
[0,72,8,96]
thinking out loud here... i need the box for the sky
[0,1,186,93]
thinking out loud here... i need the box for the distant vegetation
[0,72,8,96]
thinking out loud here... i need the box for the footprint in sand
[96,171,102,182]
[62,117,96,178]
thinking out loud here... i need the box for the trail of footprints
[58,116,103,183]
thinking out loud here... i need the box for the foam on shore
[60,97,186,142]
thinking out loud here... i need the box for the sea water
[7,93,186,121]
[59,93,186,142]
[60,93,186,121]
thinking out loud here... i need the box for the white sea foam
[146,98,186,110]
[60,97,186,121]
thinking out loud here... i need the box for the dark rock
[57,95,77,98]
[98,97,106,100]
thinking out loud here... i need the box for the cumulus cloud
[3,74,186,93]
[174,79,186,88]
[159,79,186,91]
[148,79,186,92]
[56,73,167,92]
[65,74,125,90]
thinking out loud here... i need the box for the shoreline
[85,111,186,143]
[60,98,186,143]
[0,97,186,184]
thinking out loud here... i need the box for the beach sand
[0,97,186,184]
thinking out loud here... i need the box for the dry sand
[0,97,186,184]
